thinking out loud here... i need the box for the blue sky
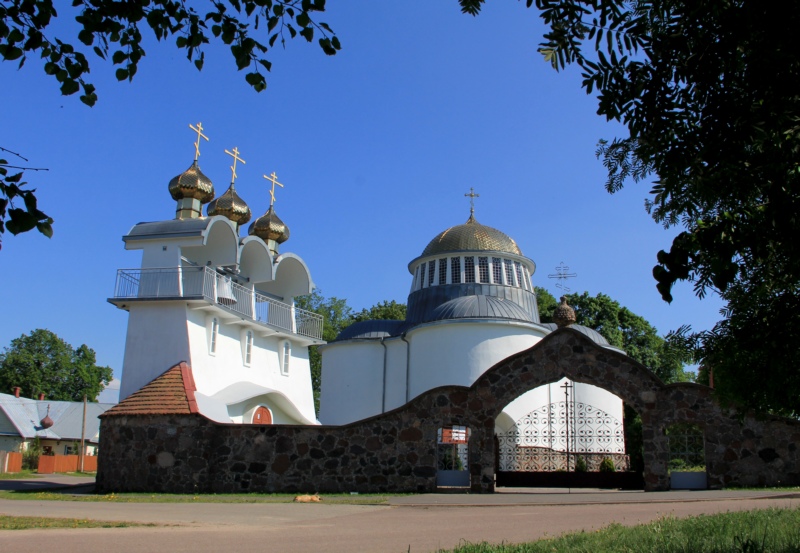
[0,1,723,378]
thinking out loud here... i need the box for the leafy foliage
[0,0,340,106]
[350,300,406,324]
[0,148,52,249]
[0,329,112,401]
[461,1,800,414]
[536,287,693,384]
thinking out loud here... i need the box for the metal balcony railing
[112,266,323,340]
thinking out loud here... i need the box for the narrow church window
[451,257,461,284]
[438,259,447,285]
[504,259,516,286]
[478,257,489,283]
[210,318,219,354]
[492,257,502,284]
[281,341,291,375]
[420,263,427,288]
[244,331,253,366]
[413,265,421,290]
[464,257,475,283]
[515,262,525,289]
[428,260,436,286]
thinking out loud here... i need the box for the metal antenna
[548,262,577,294]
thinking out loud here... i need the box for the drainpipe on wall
[401,333,411,403]
[380,338,388,414]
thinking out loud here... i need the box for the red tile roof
[102,361,199,416]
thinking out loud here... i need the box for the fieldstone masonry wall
[97,329,800,493]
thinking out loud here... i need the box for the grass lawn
[438,507,800,553]
[0,470,36,480]
[0,515,154,530]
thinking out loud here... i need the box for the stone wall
[97,329,800,493]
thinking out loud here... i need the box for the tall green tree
[0,329,113,401]
[536,287,692,384]
[460,0,800,415]
[350,300,406,324]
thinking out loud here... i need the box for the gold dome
[248,206,290,244]
[168,161,215,203]
[207,183,251,225]
[421,213,522,257]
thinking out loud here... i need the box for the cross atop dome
[225,146,245,185]
[263,171,284,207]
[464,187,480,217]
[189,122,208,161]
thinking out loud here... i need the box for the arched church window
[478,257,489,283]
[451,257,461,284]
[464,257,475,283]
[492,257,502,284]
[438,259,447,285]
[210,318,219,354]
[281,341,291,375]
[504,259,516,286]
[428,260,436,286]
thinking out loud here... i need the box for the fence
[37,455,98,474]
[0,451,22,473]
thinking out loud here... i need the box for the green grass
[0,515,153,530]
[438,507,800,552]
[0,470,36,480]
[0,490,391,504]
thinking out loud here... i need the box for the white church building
[110,126,323,426]
[319,203,629,468]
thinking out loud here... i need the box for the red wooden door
[253,406,272,425]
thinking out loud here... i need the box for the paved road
[1,476,798,553]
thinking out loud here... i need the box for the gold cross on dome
[464,187,480,214]
[189,122,209,161]
[224,146,245,185]
[263,171,284,207]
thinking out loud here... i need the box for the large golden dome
[421,213,522,257]
[248,206,290,244]
[168,161,214,203]
[207,183,251,225]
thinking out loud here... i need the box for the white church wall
[185,308,317,423]
[319,341,385,425]
[138,242,183,269]
[119,302,191,401]
[406,322,544,400]
[383,339,409,413]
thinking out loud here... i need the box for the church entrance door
[253,406,272,425]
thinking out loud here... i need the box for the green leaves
[0,1,340,108]
[1,152,54,248]
[0,329,113,402]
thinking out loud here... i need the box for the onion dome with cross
[169,123,215,220]
[207,146,251,226]
[249,171,290,256]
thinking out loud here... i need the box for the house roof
[102,361,199,417]
[0,394,114,442]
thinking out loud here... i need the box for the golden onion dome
[248,205,290,244]
[207,183,251,225]
[168,161,215,203]
[421,213,522,257]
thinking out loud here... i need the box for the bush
[599,457,616,472]
[22,438,41,470]
[575,456,588,472]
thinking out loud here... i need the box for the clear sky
[0,1,723,378]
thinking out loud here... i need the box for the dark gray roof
[406,283,539,325]
[123,218,214,242]
[335,320,408,341]
[431,295,533,322]
[540,323,626,353]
